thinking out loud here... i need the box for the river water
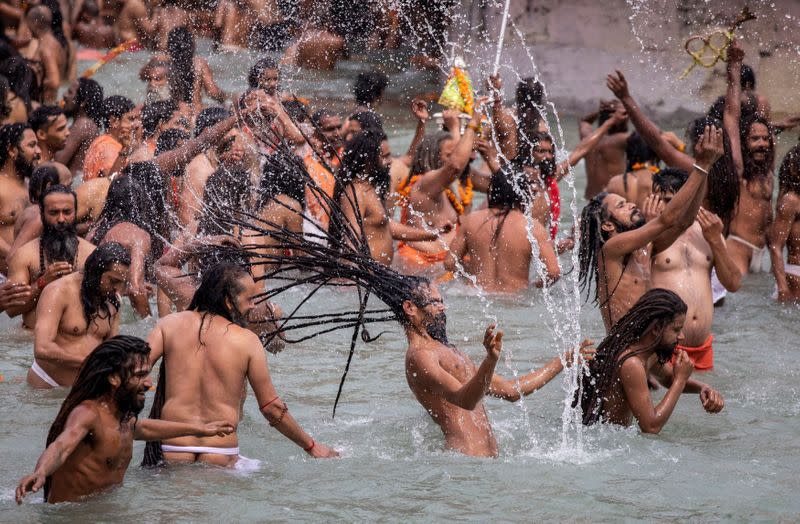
[1,43,799,521]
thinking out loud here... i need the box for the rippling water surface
[1,44,799,522]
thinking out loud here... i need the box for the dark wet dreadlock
[44,335,150,500]
[80,242,130,326]
[574,288,687,425]
[779,143,800,196]
[578,192,611,303]
[687,116,738,226]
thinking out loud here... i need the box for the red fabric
[547,177,560,239]
[672,334,714,371]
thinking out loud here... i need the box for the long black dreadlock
[574,288,687,425]
[44,336,150,500]
[577,192,611,303]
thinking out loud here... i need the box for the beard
[746,147,774,176]
[424,312,450,346]
[145,85,171,103]
[655,339,678,364]
[14,154,35,179]
[537,158,555,181]
[41,220,78,263]
[610,212,645,233]
[115,382,146,418]
[229,302,251,328]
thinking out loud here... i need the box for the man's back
[153,311,255,449]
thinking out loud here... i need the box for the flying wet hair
[44,335,150,500]
[578,192,611,303]
[28,164,60,204]
[574,288,687,425]
[687,116,738,226]
[778,144,800,196]
[194,106,231,137]
[258,152,306,208]
[516,77,545,138]
[80,242,131,326]
[167,26,196,104]
[651,168,688,196]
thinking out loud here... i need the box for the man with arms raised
[5,185,95,328]
[576,289,723,433]
[404,279,591,456]
[769,145,800,302]
[445,168,559,293]
[649,170,741,369]
[144,263,338,466]
[16,336,234,504]
[578,126,723,330]
[30,242,130,388]
[579,100,631,199]
[0,123,41,272]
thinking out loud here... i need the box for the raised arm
[199,58,227,104]
[415,116,477,196]
[16,404,97,504]
[698,207,741,292]
[407,324,502,410]
[607,71,695,172]
[579,106,600,139]
[404,97,430,163]
[724,41,745,177]
[487,75,518,159]
[443,221,468,273]
[554,109,627,182]
[530,218,560,286]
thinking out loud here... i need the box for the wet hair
[651,167,688,195]
[349,110,384,133]
[187,261,250,325]
[574,289,687,425]
[740,64,756,90]
[167,26,196,104]
[0,75,10,119]
[155,128,189,156]
[687,116,738,225]
[283,100,308,123]
[44,335,150,500]
[706,93,758,123]
[625,132,659,172]
[353,71,389,106]
[39,183,76,213]
[80,241,131,326]
[488,168,527,211]
[247,57,278,89]
[0,122,31,167]
[197,168,252,237]
[516,77,545,141]
[578,192,611,303]
[140,100,178,139]
[740,114,775,181]
[29,105,63,133]
[258,152,307,208]
[194,106,231,137]
[778,144,800,196]
[28,164,60,203]
[75,78,104,125]
[410,131,452,176]
[0,56,39,108]
[101,95,134,129]
[336,129,389,200]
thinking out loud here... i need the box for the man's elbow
[722,274,742,293]
[639,421,663,434]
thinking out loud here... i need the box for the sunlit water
[2,39,800,521]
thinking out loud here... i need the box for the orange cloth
[303,152,337,230]
[672,334,714,371]
[82,134,122,180]
[396,242,446,267]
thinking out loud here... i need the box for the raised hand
[699,385,724,413]
[200,420,236,437]
[727,39,745,64]
[410,97,429,122]
[606,70,631,100]
[697,207,724,243]
[564,339,595,368]
[483,323,503,361]
[442,109,461,133]
[693,125,724,168]
[609,106,629,125]
[15,472,45,504]
[642,194,663,222]
[672,349,695,381]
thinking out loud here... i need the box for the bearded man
[5,185,95,328]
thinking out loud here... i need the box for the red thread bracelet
[303,439,315,453]
[259,396,279,411]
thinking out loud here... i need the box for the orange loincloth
[672,334,713,371]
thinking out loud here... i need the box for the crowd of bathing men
[0,2,798,506]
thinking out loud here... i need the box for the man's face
[217,129,246,168]
[110,110,137,142]
[409,284,449,345]
[99,263,130,298]
[42,193,76,230]
[12,129,41,176]
[258,68,280,96]
[116,358,152,415]
[438,138,456,166]
[230,274,258,326]
[62,81,79,115]
[654,314,685,363]
[317,115,342,151]
[602,193,645,233]
[40,114,70,151]
[746,122,772,163]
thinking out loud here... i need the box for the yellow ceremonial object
[678,6,756,79]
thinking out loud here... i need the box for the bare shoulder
[618,354,646,381]
[78,237,97,253]
[777,191,800,212]
[10,237,38,264]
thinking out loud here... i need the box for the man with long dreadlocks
[143,263,338,466]
[576,289,723,433]
[15,336,235,504]
[29,242,131,388]
[445,167,559,293]
[769,144,800,302]
[578,124,724,331]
